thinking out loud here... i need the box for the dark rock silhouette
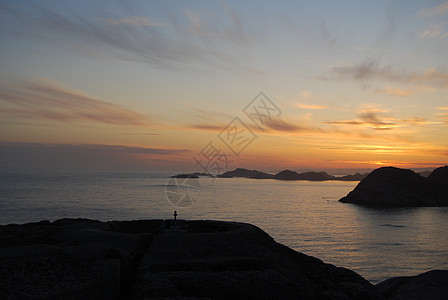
[171,172,212,178]
[427,166,448,201]
[376,270,448,300]
[337,172,368,181]
[217,168,274,179]
[214,168,368,181]
[134,220,380,299]
[274,170,334,181]
[1,218,447,299]
[339,166,448,206]
[0,218,379,299]
[0,218,159,299]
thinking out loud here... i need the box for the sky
[0,0,447,173]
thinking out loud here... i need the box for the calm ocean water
[1,171,447,284]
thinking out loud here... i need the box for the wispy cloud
[376,86,434,97]
[376,87,414,97]
[329,58,448,88]
[183,8,247,44]
[0,3,260,73]
[326,105,440,131]
[295,103,328,109]
[0,78,150,126]
[419,2,448,17]
[0,142,191,170]
[420,23,448,39]
[121,133,160,136]
[105,16,167,26]
[292,90,329,109]
[264,118,315,132]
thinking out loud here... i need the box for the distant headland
[340,166,448,207]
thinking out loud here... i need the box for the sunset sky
[0,0,447,173]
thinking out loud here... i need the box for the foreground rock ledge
[0,219,446,299]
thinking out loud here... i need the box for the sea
[1,170,447,284]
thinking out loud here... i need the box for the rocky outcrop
[1,218,380,299]
[171,172,212,178]
[133,220,380,299]
[339,166,448,206]
[427,166,448,202]
[337,172,368,181]
[217,168,368,181]
[376,270,448,300]
[218,168,274,179]
[274,170,334,181]
[0,218,160,299]
[2,218,447,299]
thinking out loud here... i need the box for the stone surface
[0,218,157,299]
[1,218,446,299]
[133,220,380,299]
[376,270,448,300]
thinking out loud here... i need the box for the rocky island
[1,218,447,299]
[339,166,448,206]
[174,168,368,181]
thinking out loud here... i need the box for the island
[1,218,447,299]
[171,172,213,178]
[173,168,369,181]
[339,166,448,206]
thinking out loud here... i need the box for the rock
[337,172,369,181]
[171,174,199,178]
[274,170,335,181]
[133,220,381,299]
[172,172,214,178]
[376,270,448,299]
[339,166,448,206]
[427,166,448,202]
[2,218,445,299]
[217,167,367,181]
[0,218,158,299]
[218,168,274,179]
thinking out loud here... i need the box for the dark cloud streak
[0,78,150,126]
[329,58,448,88]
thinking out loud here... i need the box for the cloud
[264,118,313,132]
[0,142,191,170]
[376,87,414,97]
[189,124,226,131]
[295,103,328,109]
[293,90,329,109]
[0,78,150,126]
[436,106,448,110]
[330,58,448,88]
[121,133,160,136]
[419,2,448,17]
[325,105,400,130]
[0,2,260,73]
[421,23,448,39]
[183,7,247,44]
[180,104,234,132]
[105,16,167,26]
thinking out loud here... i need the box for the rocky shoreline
[1,218,447,299]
